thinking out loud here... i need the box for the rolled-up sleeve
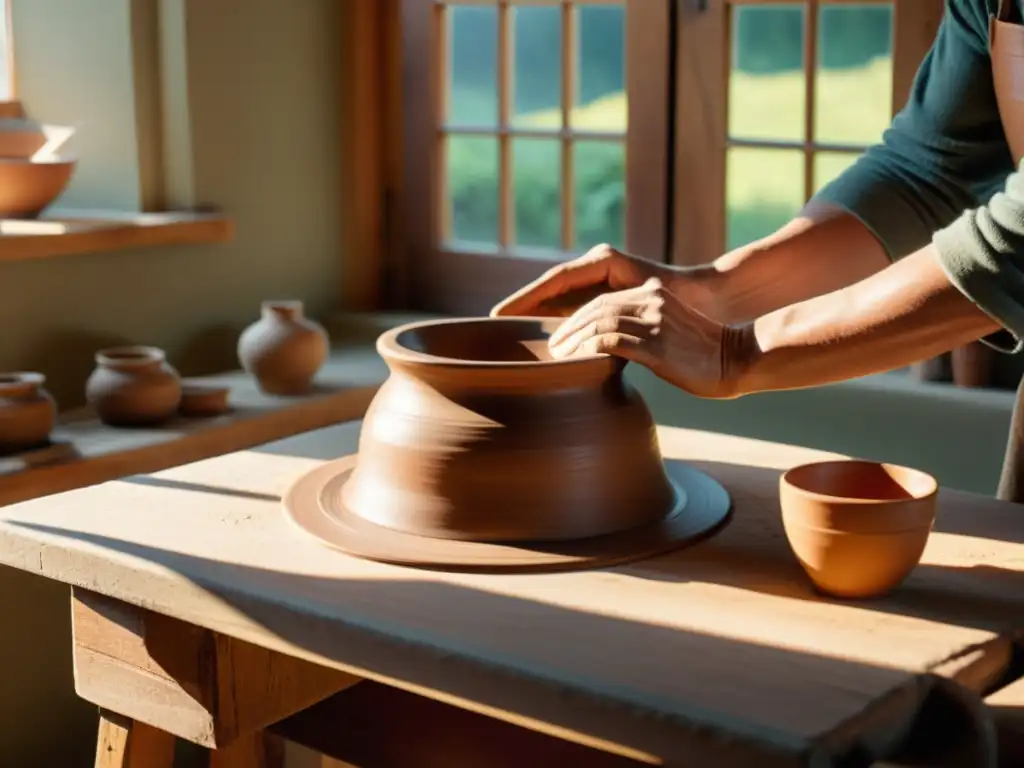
[814,0,1024,350]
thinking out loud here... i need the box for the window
[400,0,670,314]
[395,0,945,314]
[672,0,944,265]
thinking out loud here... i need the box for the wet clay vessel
[284,317,733,573]
[0,372,56,454]
[86,346,182,427]
[780,460,938,599]
[237,300,329,396]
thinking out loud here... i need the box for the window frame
[396,0,672,316]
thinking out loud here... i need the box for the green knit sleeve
[814,0,1022,350]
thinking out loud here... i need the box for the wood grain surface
[0,421,1020,765]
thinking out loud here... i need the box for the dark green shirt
[814,0,1024,351]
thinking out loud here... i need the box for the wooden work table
[0,420,1021,766]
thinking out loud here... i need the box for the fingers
[490,244,623,317]
[550,329,662,371]
[547,279,663,347]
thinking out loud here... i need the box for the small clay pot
[179,381,231,418]
[780,460,938,599]
[342,317,677,542]
[951,342,995,388]
[86,346,182,427]
[237,300,329,396]
[0,372,56,453]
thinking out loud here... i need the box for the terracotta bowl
[0,156,76,218]
[780,460,938,599]
[341,316,678,543]
[179,381,231,418]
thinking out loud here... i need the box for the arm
[735,246,1002,395]
[699,0,1010,326]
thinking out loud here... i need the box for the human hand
[491,243,709,318]
[546,277,754,399]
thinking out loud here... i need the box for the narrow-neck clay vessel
[342,317,677,542]
[237,300,329,396]
[85,346,182,427]
[0,372,56,453]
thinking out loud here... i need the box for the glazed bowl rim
[95,345,167,367]
[780,459,938,506]
[376,316,614,369]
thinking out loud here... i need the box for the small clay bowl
[779,460,938,599]
[178,381,231,418]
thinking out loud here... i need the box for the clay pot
[342,317,676,542]
[951,342,995,388]
[237,300,329,396]
[0,372,56,454]
[179,381,231,418]
[0,156,76,218]
[780,460,938,599]
[86,346,182,427]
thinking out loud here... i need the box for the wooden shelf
[0,344,391,506]
[0,209,234,262]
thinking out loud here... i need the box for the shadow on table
[5,519,997,768]
[607,458,1024,638]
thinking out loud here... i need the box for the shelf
[0,209,234,262]
[0,343,392,506]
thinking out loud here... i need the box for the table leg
[94,710,175,768]
[208,731,285,768]
[71,589,359,758]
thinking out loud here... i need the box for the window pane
[813,151,861,195]
[575,140,625,250]
[446,135,499,246]
[514,139,562,250]
[571,5,626,132]
[729,5,805,142]
[512,6,561,127]
[447,6,498,127]
[727,148,803,250]
[815,4,893,145]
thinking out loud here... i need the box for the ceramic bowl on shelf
[0,372,56,454]
[0,155,76,218]
[179,381,231,418]
[780,459,938,599]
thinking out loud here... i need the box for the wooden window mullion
[560,1,576,252]
[671,0,727,267]
[498,1,513,249]
[802,0,818,202]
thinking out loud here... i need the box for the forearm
[690,203,892,324]
[734,245,1002,395]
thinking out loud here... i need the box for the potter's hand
[547,277,752,399]
[491,243,715,318]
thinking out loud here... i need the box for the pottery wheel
[283,456,732,574]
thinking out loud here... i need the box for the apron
[990,0,1024,500]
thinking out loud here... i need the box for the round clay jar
[0,372,56,453]
[341,317,677,543]
[237,300,329,396]
[86,346,182,427]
